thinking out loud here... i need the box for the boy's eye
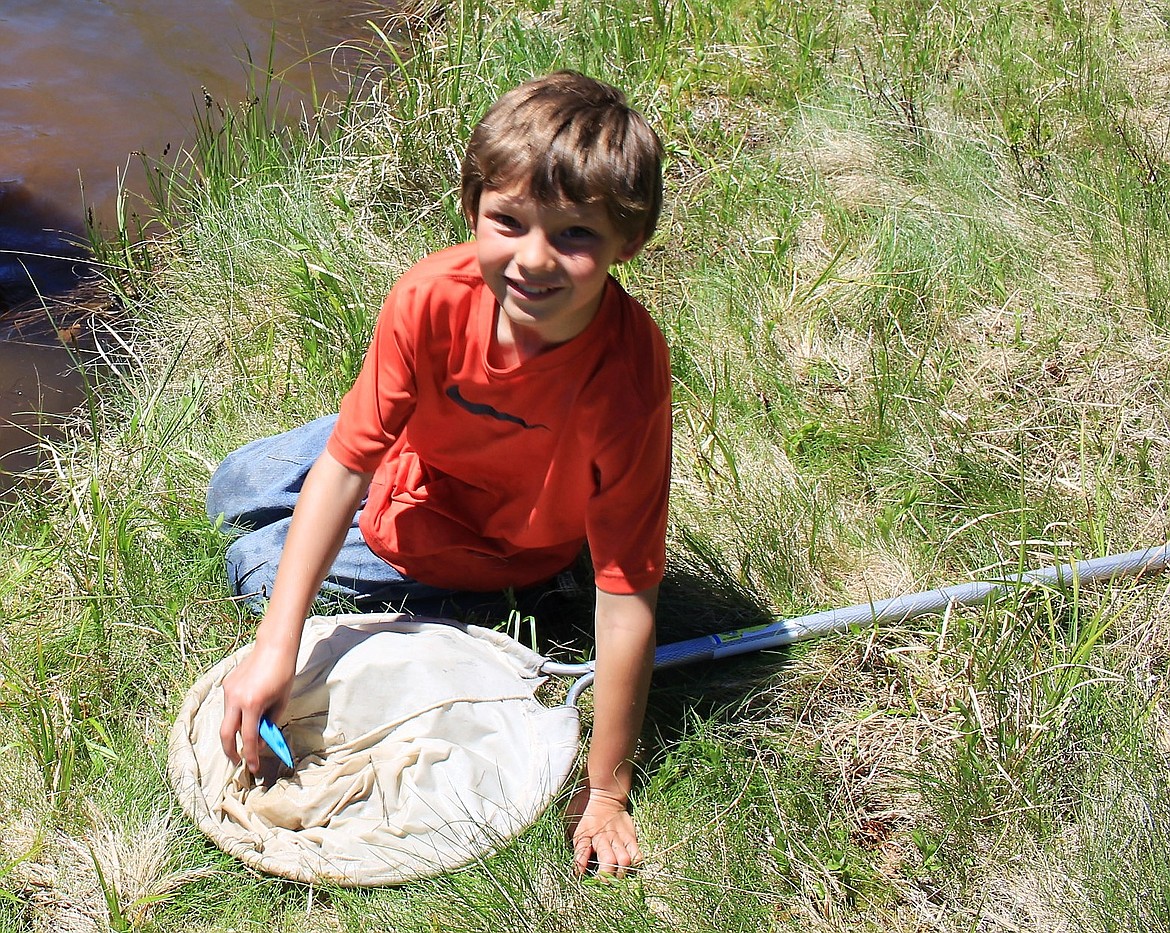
[562,226,596,241]
[491,213,522,230]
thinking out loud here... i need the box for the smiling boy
[208,71,671,877]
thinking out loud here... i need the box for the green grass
[4,0,1170,929]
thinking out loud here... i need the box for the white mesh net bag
[168,614,581,886]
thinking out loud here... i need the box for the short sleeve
[326,283,421,473]
[586,334,672,595]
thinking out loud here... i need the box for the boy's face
[470,185,644,355]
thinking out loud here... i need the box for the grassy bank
[3,0,1170,929]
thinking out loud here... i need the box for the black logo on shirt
[445,385,548,431]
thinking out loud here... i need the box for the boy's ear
[465,208,478,235]
[616,233,646,263]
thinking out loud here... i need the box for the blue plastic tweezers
[259,715,295,769]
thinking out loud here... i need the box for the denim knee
[206,415,338,529]
[206,445,262,526]
[224,531,280,602]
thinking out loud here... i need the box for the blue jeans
[206,415,458,613]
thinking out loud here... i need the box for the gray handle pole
[556,543,1170,704]
[653,543,1170,669]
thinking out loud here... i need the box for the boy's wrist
[585,760,634,806]
[253,611,307,658]
[585,785,630,808]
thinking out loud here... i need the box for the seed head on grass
[14,806,214,933]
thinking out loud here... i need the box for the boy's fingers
[573,835,592,875]
[239,710,261,773]
[589,833,633,878]
[219,705,242,764]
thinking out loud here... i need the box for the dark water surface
[0,0,381,490]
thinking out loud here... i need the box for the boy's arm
[219,448,373,773]
[569,585,657,877]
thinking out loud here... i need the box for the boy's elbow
[595,586,658,632]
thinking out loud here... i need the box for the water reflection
[0,183,89,320]
[1,0,374,232]
[0,341,88,499]
[0,0,381,489]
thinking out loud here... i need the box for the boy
[207,71,671,878]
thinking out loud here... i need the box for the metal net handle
[549,543,1170,706]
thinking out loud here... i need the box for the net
[168,614,581,886]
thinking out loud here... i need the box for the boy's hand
[218,451,372,774]
[566,783,643,878]
[219,640,297,774]
[573,586,656,878]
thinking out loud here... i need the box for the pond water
[0,0,382,491]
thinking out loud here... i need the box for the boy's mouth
[506,277,563,300]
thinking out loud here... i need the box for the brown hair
[461,71,664,243]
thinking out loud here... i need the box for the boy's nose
[515,231,556,272]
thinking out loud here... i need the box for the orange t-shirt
[326,243,671,594]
